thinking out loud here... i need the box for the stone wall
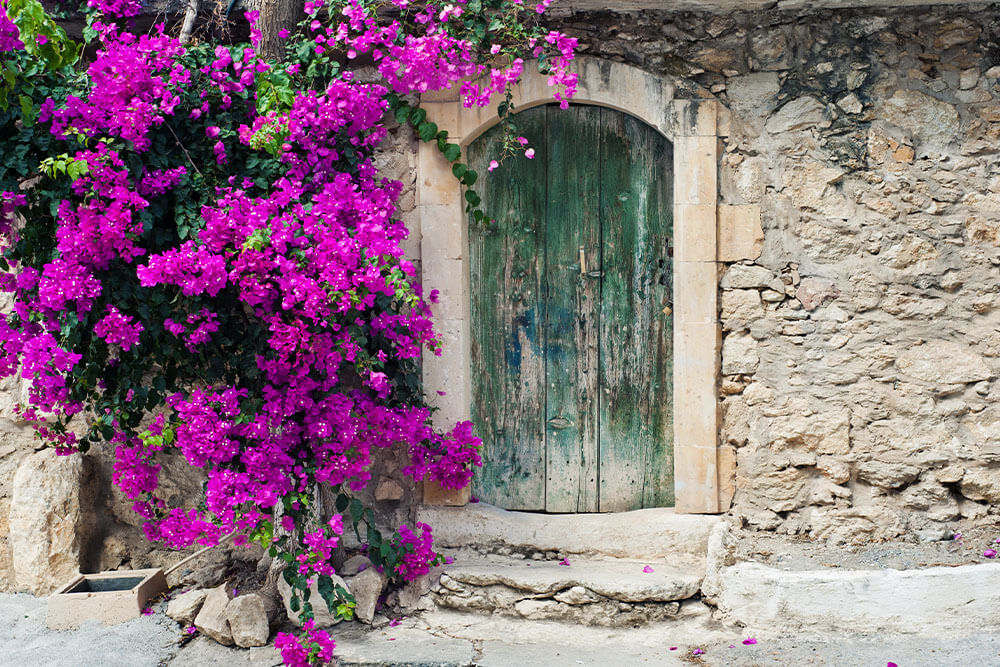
[551,6,1000,542]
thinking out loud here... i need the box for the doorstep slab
[416,503,720,566]
[441,557,702,602]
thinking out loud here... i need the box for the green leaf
[464,190,481,207]
[409,107,427,125]
[18,95,34,127]
[451,163,467,179]
[462,169,478,186]
[442,144,461,162]
[417,121,438,142]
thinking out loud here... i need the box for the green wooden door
[469,104,673,512]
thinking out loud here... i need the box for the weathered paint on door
[468,104,673,512]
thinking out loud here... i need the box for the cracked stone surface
[439,557,701,602]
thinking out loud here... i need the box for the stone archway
[417,57,725,514]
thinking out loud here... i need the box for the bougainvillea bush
[0,0,575,662]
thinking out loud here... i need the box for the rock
[721,289,764,331]
[194,586,233,646]
[856,459,921,490]
[167,589,209,625]
[721,264,775,290]
[765,96,828,134]
[749,29,789,70]
[554,586,600,605]
[959,467,1000,504]
[751,410,851,456]
[876,90,959,153]
[346,567,387,624]
[933,17,980,50]
[836,93,863,114]
[883,235,939,269]
[398,572,437,612]
[276,569,348,628]
[782,160,852,219]
[340,554,372,577]
[374,478,404,501]
[10,450,92,595]
[725,72,781,122]
[795,278,840,311]
[960,68,980,90]
[226,593,269,648]
[722,333,759,376]
[896,341,991,385]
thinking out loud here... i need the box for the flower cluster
[393,522,436,581]
[0,4,22,52]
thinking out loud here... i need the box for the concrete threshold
[416,503,722,566]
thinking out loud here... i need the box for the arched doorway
[467,104,673,512]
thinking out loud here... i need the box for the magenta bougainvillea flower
[742,638,758,645]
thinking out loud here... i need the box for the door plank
[544,105,602,512]
[598,108,675,511]
[468,107,548,510]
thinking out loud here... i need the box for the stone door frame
[417,57,726,513]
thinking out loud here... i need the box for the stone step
[430,556,703,626]
[416,503,722,567]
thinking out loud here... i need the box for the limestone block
[674,204,716,262]
[765,96,828,134]
[751,410,850,455]
[875,90,959,153]
[720,264,775,290]
[959,467,1000,504]
[276,569,348,628]
[721,289,764,331]
[856,459,921,489]
[345,566,387,624]
[718,205,763,262]
[673,99,717,137]
[721,333,759,375]
[675,262,718,325]
[725,72,781,123]
[226,594,269,648]
[882,235,939,270]
[782,160,852,219]
[194,586,233,646]
[166,588,209,625]
[10,450,90,595]
[674,135,717,206]
[896,341,991,385]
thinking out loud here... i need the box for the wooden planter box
[46,568,168,630]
